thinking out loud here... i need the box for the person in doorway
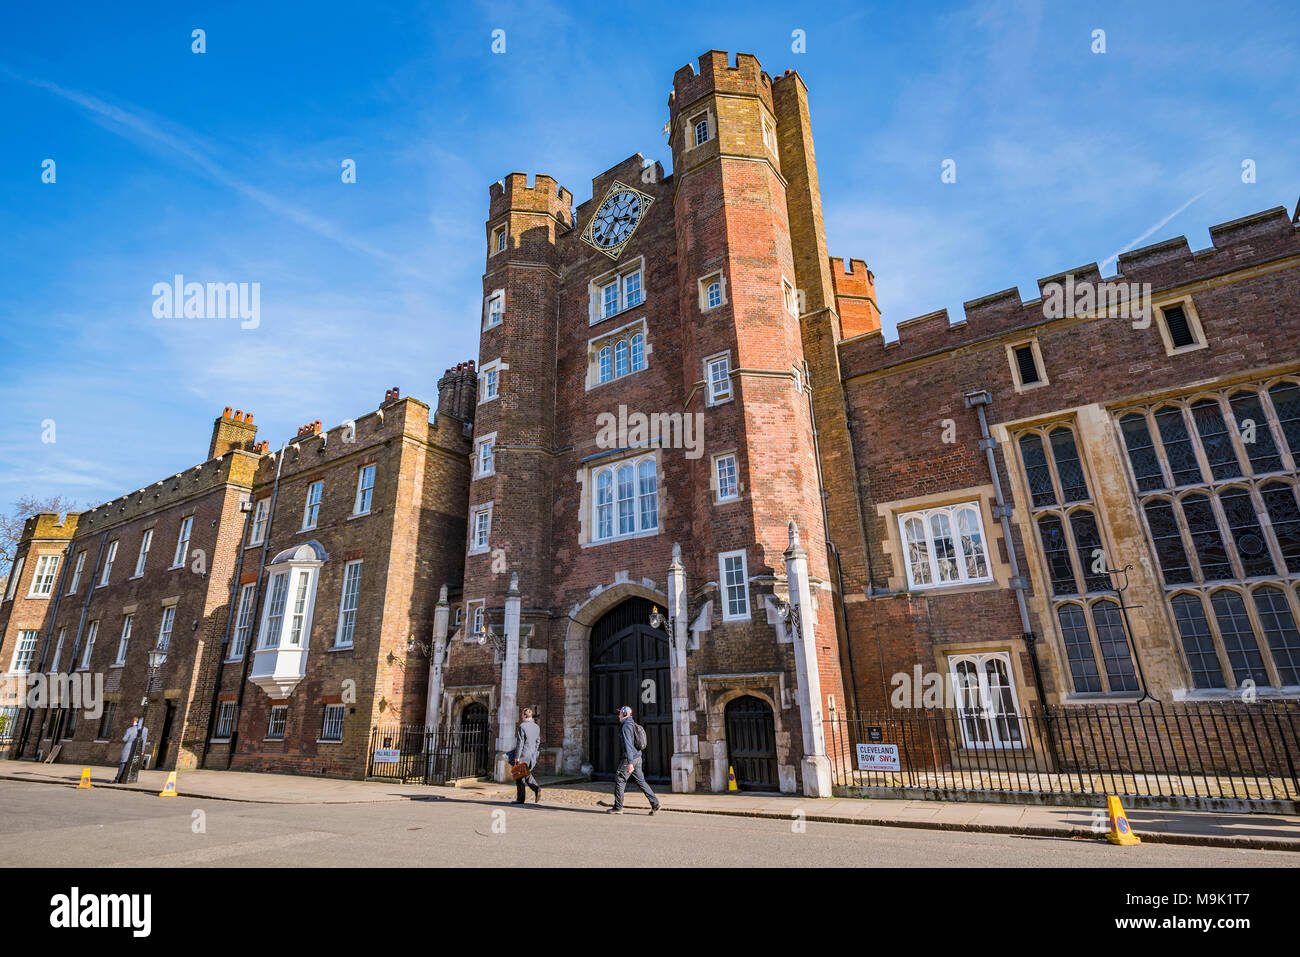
[512,707,542,804]
[608,706,659,815]
[114,717,148,783]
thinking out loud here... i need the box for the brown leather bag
[510,761,530,780]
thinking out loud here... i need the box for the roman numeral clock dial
[581,181,654,259]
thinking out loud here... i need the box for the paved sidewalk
[3,759,1296,850]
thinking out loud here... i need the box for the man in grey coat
[511,708,542,804]
[608,705,659,815]
[114,717,148,783]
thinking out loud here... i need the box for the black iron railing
[825,702,1300,807]
[366,724,491,785]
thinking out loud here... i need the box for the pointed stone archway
[560,579,668,776]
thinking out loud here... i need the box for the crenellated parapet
[839,205,1299,377]
[830,257,882,338]
[669,50,774,121]
[488,172,573,226]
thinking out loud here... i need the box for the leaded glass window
[1210,589,1269,686]
[1038,515,1076,596]
[1191,398,1241,481]
[1180,493,1233,580]
[1120,414,1165,492]
[1050,428,1089,502]
[1143,500,1193,584]
[1171,593,1226,689]
[1057,604,1101,693]
[1069,510,1110,593]
[1229,391,1283,474]
[1091,600,1139,692]
[1155,406,1201,486]
[1019,433,1057,507]
[1261,482,1300,574]
[1251,585,1300,686]
[1219,488,1276,578]
[1268,381,1300,457]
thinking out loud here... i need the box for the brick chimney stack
[437,361,478,423]
[209,407,258,459]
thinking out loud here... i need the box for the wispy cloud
[2,64,419,276]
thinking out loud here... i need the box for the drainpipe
[223,441,287,767]
[965,391,1059,761]
[801,361,861,712]
[198,490,254,768]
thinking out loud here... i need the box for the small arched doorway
[725,695,778,792]
[589,597,670,782]
[455,702,490,778]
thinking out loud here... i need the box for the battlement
[830,257,882,339]
[488,172,573,223]
[22,511,80,542]
[839,204,1300,376]
[669,50,775,119]
[77,451,260,535]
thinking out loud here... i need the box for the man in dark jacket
[114,717,148,783]
[512,708,542,804]
[608,705,659,815]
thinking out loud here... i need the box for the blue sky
[0,0,1296,518]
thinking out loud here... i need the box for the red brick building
[0,378,474,777]
[4,49,1297,792]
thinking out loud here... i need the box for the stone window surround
[711,449,741,503]
[1112,378,1300,696]
[944,649,1026,750]
[703,351,733,406]
[718,548,751,621]
[491,225,506,254]
[26,552,61,598]
[576,450,662,548]
[697,270,728,313]
[483,288,505,330]
[468,503,493,555]
[1006,337,1049,394]
[478,358,505,404]
[585,317,650,391]
[475,432,497,478]
[1153,295,1208,357]
[895,501,996,591]
[1161,583,1300,696]
[875,485,1011,594]
[588,256,646,326]
[685,106,715,150]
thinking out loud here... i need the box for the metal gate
[366,724,490,785]
[589,597,671,782]
[725,695,779,791]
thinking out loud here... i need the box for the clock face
[582,182,653,259]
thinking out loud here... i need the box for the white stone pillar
[493,573,522,782]
[425,585,450,731]
[785,521,832,797]
[667,543,697,793]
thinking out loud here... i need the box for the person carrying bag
[510,708,542,805]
